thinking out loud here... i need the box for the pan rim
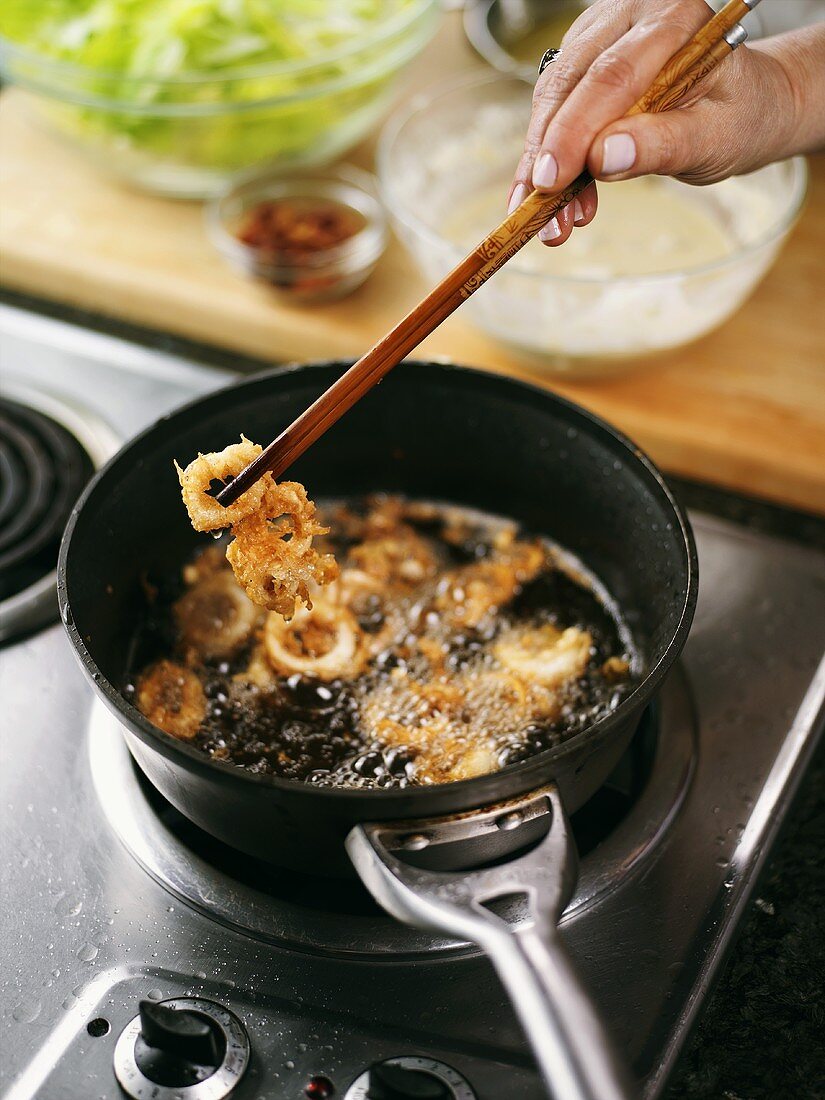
[58,359,698,803]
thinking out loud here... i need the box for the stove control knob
[367,1061,451,1099]
[135,1001,223,1084]
[345,1057,475,1100]
[114,997,250,1099]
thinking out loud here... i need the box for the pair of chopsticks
[217,0,760,509]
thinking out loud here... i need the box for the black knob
[134,1001,225,1087]
[367,1061,451,1100]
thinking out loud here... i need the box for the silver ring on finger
[538,47,561,75]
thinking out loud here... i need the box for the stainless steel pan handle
[346,785,636,1100]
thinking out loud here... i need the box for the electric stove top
[1,304,823,1100]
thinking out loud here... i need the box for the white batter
[446,176,742,279]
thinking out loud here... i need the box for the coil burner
[0,388,117,641]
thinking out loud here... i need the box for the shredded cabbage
[0,0,434,188]
[0,1,419,77]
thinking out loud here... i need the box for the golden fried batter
[226,481,337,617]
[176,440,338,619]
[349,527,438,589]
[357,615,589,783]
[175,437,268,532]
[173,571,261,661]
[434,541,546,628]
[135,495,634,785]
[135,659,206,741]
[493,623,592,689]
[263,598,368,681]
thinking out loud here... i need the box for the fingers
[537,181,598,248]
[532,0,714,192]
[586,48,773,184]
[508,0,633,203]
[588,107,742,185]
[537,198,575,246]
[574,180,599,226]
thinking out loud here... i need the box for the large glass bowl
[378,72,807,375]
[0,1,439,198]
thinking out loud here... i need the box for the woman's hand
[507,0,825,247]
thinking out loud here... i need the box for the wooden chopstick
[631,0,756,115]
[216,0,756,508]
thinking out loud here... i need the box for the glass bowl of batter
[378,72,807,374]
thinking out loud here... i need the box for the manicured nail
[532,152,558,190]
[507,183,530,215]
[573,199,584,224]
[601,133,636,175]
[538,217,562,242]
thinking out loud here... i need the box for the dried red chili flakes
[237,198,365,258]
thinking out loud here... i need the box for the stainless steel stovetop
[1,305,823,1100]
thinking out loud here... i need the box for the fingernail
[538,217,562,242]
[532,152,558,190]
[573,199,584,225]
[507,183,530,215]
[601,133,636,175]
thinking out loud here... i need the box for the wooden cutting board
[1,15,824,515]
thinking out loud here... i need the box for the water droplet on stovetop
[56,896,83,917]
[76,942,98,963]
[13,999,42,1023]
[145,988,163,1001]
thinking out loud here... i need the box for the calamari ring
[493,624,592,690]
[365,706,497,784]
[348,528,439,589]
[173,571,260,661]
[227,481,338,618]
[263,601,366,680]
[175,437,268,532]
[434,541,546,628]
[135,659,206,741]
[233,644,278,690]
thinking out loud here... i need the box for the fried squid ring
[226,481,338,618]
[176,439,338,619]
[434,541,546,628]
[263,600,367,681]
[348,527,439,590]
[175,437,268,532]
[135,659,206,741]
[493,624,592,690]
[173,571,260,661]
[361,691,498,784]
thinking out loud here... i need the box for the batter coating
[130,498,636,788]
[176,438,338,618]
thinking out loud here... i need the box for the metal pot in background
[463,0,768,78]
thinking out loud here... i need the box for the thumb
[586,104,747,186]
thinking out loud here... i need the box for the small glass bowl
[206,166,388,303]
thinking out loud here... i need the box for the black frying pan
[59,362,697,1100]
